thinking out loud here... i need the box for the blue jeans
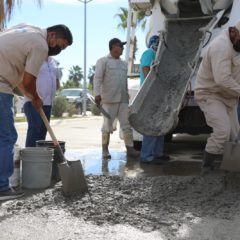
[0,93,18,191]
[24,102,52,147]
[140,135,164,162]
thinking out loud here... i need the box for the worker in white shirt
[195,20,240,173]
[24,57,60,147]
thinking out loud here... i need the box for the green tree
[62,80,79,89]
[67,65,83,88]
[115,7,147,32]
[0,0,42,28]
[88,65,95,92]
[114,7,147,59]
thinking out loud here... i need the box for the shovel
[39,108,89,196]
[88,95,111,119]
[220,131,240,172]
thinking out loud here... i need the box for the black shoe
[140,160,152,165]
[0,188,24,201]
[153,155,170,163]
[201,166,214,175]
[162,154,170,161]
[153,155,170,164]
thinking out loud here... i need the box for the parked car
[58,88,93,115]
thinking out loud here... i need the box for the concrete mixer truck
[126,0,240,142]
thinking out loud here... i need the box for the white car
[58,88,93,114]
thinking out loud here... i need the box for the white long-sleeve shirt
[25,57,60,105]
[195,30,240,107]
[93,54,129,104]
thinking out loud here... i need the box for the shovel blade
[58,160,88,196]
[220,141,240,172]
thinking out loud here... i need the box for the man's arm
[93,58,105,105]
[211,46,240,96]
[17,82,32,99]
[141,49,155,81]
[143,66,151,79]
[22,71,43,111]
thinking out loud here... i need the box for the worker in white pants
[195,20,240,173]
[101,102,137,158]
[198,98,239,152]
[94,38,139,159]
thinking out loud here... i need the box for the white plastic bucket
[21,147,54,189]
[9,144,21,188]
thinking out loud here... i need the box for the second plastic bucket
[36,140,65,181]
[21,147,54,189]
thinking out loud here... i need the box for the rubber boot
[201,151,223,175]
[102,132,111,159]
[123,132,140,158]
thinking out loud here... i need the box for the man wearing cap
[0,23,73,200]
[195,21,240,173]
[139,35,169,164]
[94,38,139,159]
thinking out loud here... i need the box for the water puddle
[65,149,126,176]
[65,148,202,177]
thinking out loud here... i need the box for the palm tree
[115,7,147,32]
[68,65,83,87]
[114,7,147,61]
[0,0,42,28]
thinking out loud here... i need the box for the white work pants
[198,98,239,154]
[101,103,132,134]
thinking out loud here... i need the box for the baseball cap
[109,38,127,50]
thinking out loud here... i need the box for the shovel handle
[39,108,58,145]
[39,108,65,161]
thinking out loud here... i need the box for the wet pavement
[65,148,202,178]
[64,133,207,178]
[16,116,208,177]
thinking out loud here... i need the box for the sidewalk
[15,115,125,150]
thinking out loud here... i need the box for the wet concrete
[10,118,240,239]
[2,172,240,240]
[2,133,240,239]
[129,18,211,136]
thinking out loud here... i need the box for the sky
[7,0,148,83]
